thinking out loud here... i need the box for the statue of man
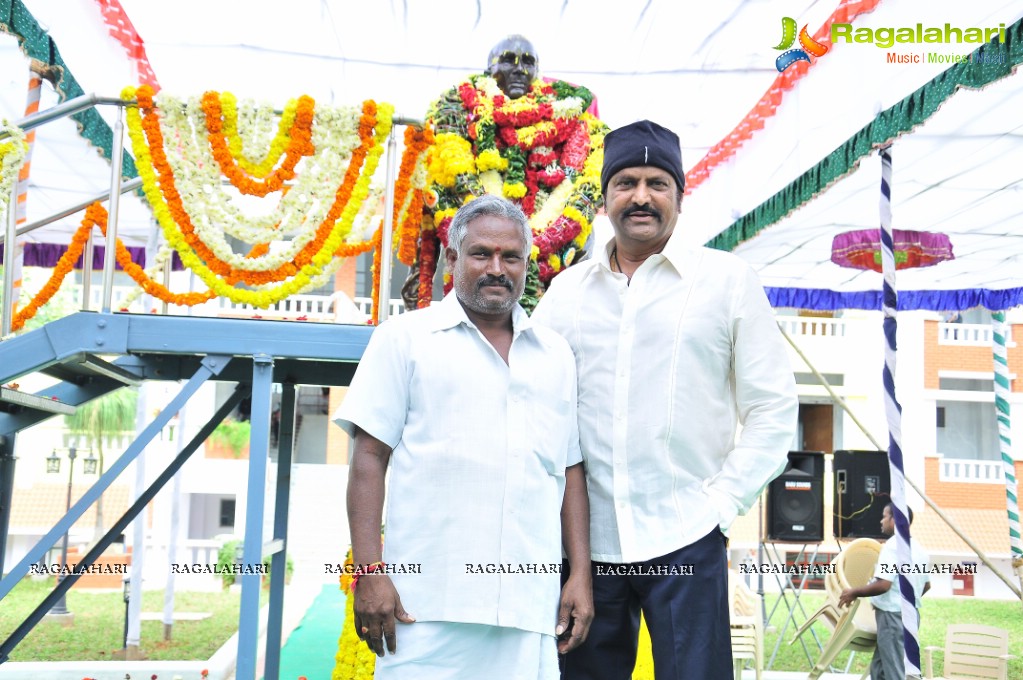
[486,34,540,99]
[409,36,608,312]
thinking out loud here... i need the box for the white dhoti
[373,621,558,680]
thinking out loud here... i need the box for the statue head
[485,35,539,99]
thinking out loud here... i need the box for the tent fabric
[3,1,1023,312]
[709,19,1022,255]
[0,0,136,179]
[764,286,1023,313]
[0,241,183,271]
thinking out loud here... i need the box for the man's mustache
[624,204,662,220]
[477,275,512,290]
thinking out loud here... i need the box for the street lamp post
[122,575,131,649]
[45,447,97,618]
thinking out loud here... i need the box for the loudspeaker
[766,451,825,542]
[833,450,891,539]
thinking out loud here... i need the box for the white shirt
[532,233,798,563]
[872,536,931,612]
[334,293,582,636]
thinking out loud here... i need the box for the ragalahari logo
[773,17,829,72]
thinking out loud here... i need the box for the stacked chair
[729,569,764,680]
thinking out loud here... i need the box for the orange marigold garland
[135,85,380,287]
[368,225,384,325]
[201,91,316,196]
[10,206,96,331]
[392,125,434,266]
[10,202,216,331]
[417,227,438,309]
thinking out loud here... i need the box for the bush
[216,539,294,587]
[209,418,251,457]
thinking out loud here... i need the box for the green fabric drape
[0,0,138,180]
[708,17,1023,252]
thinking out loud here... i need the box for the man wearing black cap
[532,120,798,679]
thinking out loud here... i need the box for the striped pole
[8,69,43,314]
[991,311,1023,590]
[878,145,920,676]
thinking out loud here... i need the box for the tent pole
[779,324,1022,600]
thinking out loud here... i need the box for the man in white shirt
[335,194,593,679]
[838,503,931,680]
[532,120,798,679]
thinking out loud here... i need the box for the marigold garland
[0,119,29,221]
[392,125,434,266]
[10,205,94,331]
[201,90,315,196]
[369,225,384,324]
[332,549,376,680]
[134,85,379,282]
[424,75,607,305]
[125,85,396,307]
[10,203,215,331]
[220,92,298,178]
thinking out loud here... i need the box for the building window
[935,400,999,460]
[219,498,236,528]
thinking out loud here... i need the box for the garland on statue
[422,75,608,307]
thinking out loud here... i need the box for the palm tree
[64,387,139,542]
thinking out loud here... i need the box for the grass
[759,592,1023,676]
[0,578,268,662]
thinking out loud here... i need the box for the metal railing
[938,322,1014,346]
[938,457,1007,483]
[776,316,847,338]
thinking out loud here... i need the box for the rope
[879,145,920,676]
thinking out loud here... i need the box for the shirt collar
[600,227,692,278]
[430,291,533,336]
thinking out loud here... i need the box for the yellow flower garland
[333,548,376,680]
[124,86,394,308]
[220,92,299,178]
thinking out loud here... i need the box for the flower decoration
[422,75,608,308]
[333,548,376,680]
[0,118,30,220]
[831,228,954,272]
[122,85,432,310]
[9,202,218,331]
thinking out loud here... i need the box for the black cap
[601,120,684,197]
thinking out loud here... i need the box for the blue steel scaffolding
[0,312,373,678]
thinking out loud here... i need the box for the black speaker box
[833,450,891,539]
[766,451,825,542]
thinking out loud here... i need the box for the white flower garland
[0,119,29,221]
[234,98,278,164]
[153,93,369,272]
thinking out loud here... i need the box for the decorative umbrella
[830,228,954,272]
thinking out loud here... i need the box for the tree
[64,387,139,542]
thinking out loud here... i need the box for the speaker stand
[762,541,825,669]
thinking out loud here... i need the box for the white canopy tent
[2,0,1021,296]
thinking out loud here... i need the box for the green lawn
[760,592,1023,676]
[0,578,267,662]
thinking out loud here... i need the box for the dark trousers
[561,528,733,680]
